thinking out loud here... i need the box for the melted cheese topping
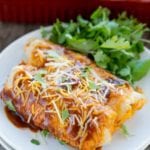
[4,39,145,149]
[9,47,118,138]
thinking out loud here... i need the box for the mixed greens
[41,7,150,83]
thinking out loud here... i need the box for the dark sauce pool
[5,106,103,149]
[4,106,40,132]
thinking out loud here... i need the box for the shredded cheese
[52,100,64,124]
[9,39,136,145]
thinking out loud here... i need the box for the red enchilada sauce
[4,106,40,132]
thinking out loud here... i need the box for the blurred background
[0,0,150,25]
[0,0,150,50]
[0,0,150,149]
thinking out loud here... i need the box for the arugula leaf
[5,100,16,112]
[61,109,69,121]
[120,124,130,137]
[31,139,40,145]
[41,129,49,138]
[129,59,150,81]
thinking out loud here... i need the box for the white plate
[0,28,150,150]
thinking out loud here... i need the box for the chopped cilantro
[41,129,49,138]
[56,138,66,145]
[81,66,92,78]
[34,71,47,88]
[31,139,40,145]
[38,69,47,75]
[120,124,130,137]
[47,51,60,58]
[88,80,99,90]
[61,109,69,121]
[59,140,66,145]
[61,76,68,83]
[66,84,72,92]
[5,100,16,112]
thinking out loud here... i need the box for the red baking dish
[0,0,149,26]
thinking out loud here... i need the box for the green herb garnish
[34,70,47,88]
[41,6,150,84]
[81,66,92,78]
[56,138,66,145]
[66,84,72,92]
[59,140,66,145]
[120,124,130,137]
[38,69,47,75]
[31,139,40,145]
[47,51,60,58]
[61,76,67,83]
[88,80,98,90]
[41,129,49,138]
[61,109,69,121]
[5,100,16,112]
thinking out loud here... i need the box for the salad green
[41,7,150,83]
